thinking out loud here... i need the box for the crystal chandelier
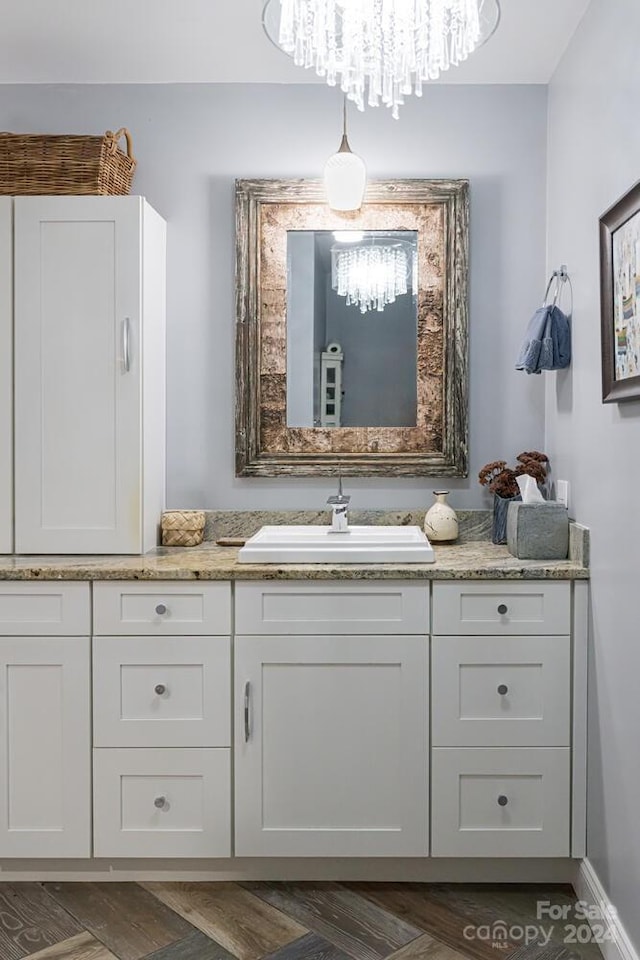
[263,0,501,119]
[332,241,413,314]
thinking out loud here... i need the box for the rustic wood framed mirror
[235,178,469,477]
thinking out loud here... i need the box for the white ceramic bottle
[424,490,459,543]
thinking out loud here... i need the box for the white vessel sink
[237,525,436,564]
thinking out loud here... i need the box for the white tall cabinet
[0,199,12,554]
[0,196,166,555]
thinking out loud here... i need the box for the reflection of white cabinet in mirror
[320,342,343,426]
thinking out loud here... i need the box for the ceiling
[0,0,590,85]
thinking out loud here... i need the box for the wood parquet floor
[0,882,604,960]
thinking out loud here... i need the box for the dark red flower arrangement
[478,451,550,499]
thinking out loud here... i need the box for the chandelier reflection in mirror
[331,238,417,314]
[263,0,501,118]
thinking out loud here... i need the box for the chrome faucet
[327,476,351,533]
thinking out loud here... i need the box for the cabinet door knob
[154,796,167,809]
[497,683,509,696]
[497,603,508,615]
[154,683,167,696]
[497,795,509,807]
[155,603,167,616]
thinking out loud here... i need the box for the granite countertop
[0,540,589,581]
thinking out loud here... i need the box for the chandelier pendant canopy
[263,0,501,119]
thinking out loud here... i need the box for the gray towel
[516,304,571,375]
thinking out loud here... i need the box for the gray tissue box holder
[506,502,569,560]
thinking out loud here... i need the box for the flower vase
[424,491,459,543]
[492,493,521,544]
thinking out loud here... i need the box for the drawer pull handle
[154,796,167,809]
[497,603,508,615]
[497,795,509,807]
[155,603,168,616]
[154,683,167,696]
[497,683,509,696]
[244,681,251,743]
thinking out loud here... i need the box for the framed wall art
[600,179,640,402]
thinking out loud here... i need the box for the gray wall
[286,232,316,427]
[325,281,418,427]
[313,240,326,425]
[0,83,547,508]
[547,0,640,946]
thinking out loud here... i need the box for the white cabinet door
[14,197,143,554]
[235,634,429,857]
[0,198,12,554]
[0,637,91,857]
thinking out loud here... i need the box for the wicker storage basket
[161,510,206,548]
[0,128,136,196]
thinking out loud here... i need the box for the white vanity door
[14,197,143,554]
[235,634,429,857]
[0,636,91,857]
[0,198,12,554]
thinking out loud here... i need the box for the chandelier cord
[338,94,351,154]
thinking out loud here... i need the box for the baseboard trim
[575,859,638,960]
[0,857,577,884]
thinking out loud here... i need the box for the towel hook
[544,264,571,311]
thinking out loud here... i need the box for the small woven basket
[161,510,206,548]
[0,128,136,196]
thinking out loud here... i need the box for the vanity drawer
[93,748,231,858]
[432,582,570,635]
[431,747,570,858]
[93,582,231,636]
[432,636,570,747]
[93,636,230,747]
[235,581,429,635]
[0,582,90,635]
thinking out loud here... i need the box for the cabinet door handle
[497,794,509,807]
[497,603,508,615]
[122,317,131,373]
[154,796,167,809]
[497,684,509,696]
[244,681,251,743]
[154,683,167,696]
[155,603,167,616]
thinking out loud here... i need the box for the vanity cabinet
[92,582,232,858]
[0,576,585,871]
[234,581,430,858]
[0,583,91,858]
[0,195,166,555]
[431,581,573,858]
[235,579,581,862]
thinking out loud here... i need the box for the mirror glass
[286,229,418,429]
